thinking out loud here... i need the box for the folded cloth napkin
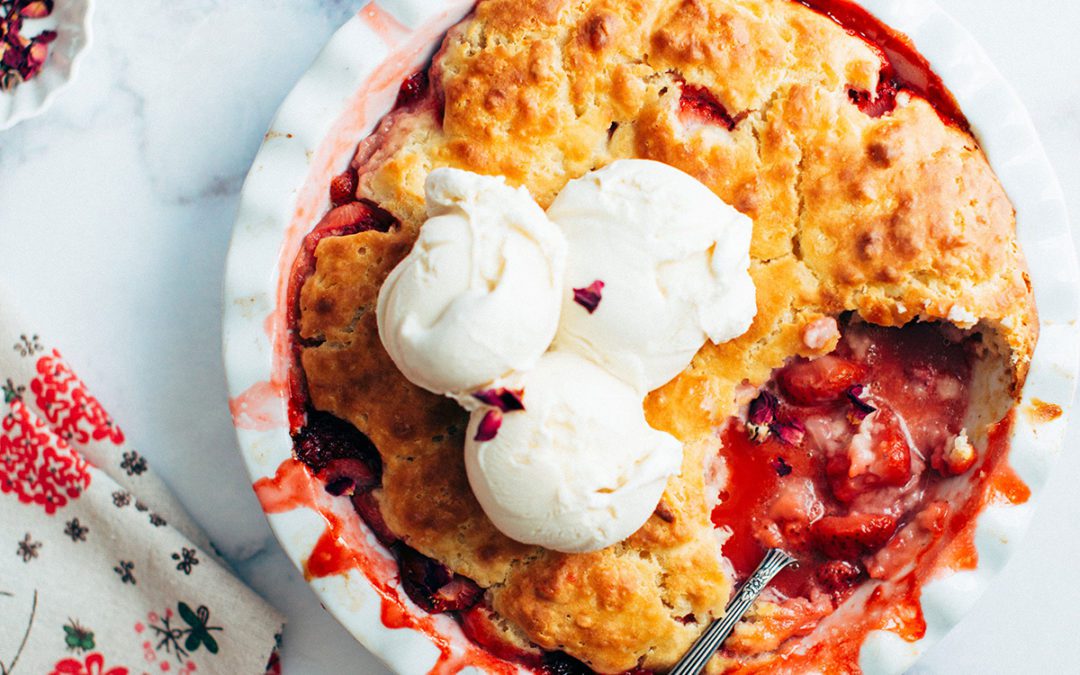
[0,283,283,674]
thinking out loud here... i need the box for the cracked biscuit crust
[297,0,1037,671]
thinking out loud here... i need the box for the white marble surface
[0,1,1076,673]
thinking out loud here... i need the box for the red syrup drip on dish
[794,0,970,131]
[711,320,1029,672]
[253,458,521,675]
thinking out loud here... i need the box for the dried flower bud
[746,390,778,443]
[772,419,806,446]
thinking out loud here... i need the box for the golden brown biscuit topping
[291,0,1037,671]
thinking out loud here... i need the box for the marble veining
[0,1,1076,673]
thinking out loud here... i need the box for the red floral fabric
[31,349,125,446]
[50,652,130,675]
[0,399,91,514]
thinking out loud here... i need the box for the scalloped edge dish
[0,0,94,131]
[223,1,1079,673]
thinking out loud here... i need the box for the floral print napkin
[0,282,283,675]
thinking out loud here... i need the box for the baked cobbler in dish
[283,0,1037,672]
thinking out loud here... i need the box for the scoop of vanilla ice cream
[464,351,683,553]
[377,168,567,397]
[548,159,756,392]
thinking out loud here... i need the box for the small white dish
[0,0,93,131]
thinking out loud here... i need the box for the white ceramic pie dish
[0,0,93,130]
[222,1,1080,673]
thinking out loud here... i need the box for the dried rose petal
[771,419,806,446]
[2,44,21,68]
[1,14,22,38]
[572,280,605,314]
[17,0,54,20]
[25,40,45,67]
[472,387,525,413]
[846,384,877,423]
[35,28,56,44]
[474,409,502,442]
[771,457,793,477]
[745,390,778,442]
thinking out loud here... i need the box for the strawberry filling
[711,318,981,657]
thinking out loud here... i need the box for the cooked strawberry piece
[318,458,377,497]
[318,201,388,236]
[778,355,866,405]
[931,431,977,477]
[394,70,429,110]
[679,83,739,131]
[916,500,950,535]
[397,545,482,613]
[433,576,483,610]
[329,167,358,206]
[847,77,900,119]
[816,560,863,593]
[825,407,911,504]
[293,410,382,475]
[351,491,399,546]
[811,513,898,561]
[461,603,542,664]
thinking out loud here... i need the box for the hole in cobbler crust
[710,315,1013,660]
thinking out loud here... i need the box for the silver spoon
[669,549,798,675]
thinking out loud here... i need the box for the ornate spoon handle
[668,549,797,675]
